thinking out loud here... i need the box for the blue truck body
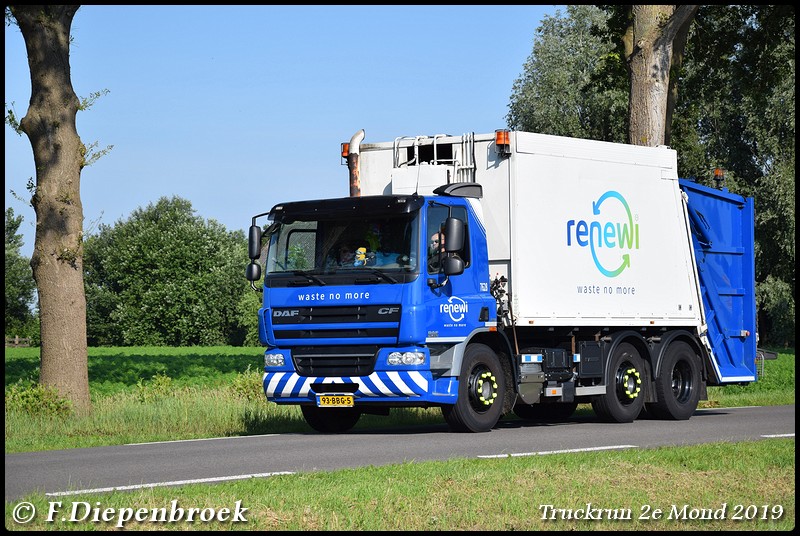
[258,193,491,408]
[679,178,758,383]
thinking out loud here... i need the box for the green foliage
[706,348,795,408]
[229,364,266,403]
[286,243,310,270]
[134,372,175,403]
[5,380,73,417]
[237,288,263,346]
[81,139,114,168]
[3,346,264,401]
[83,196,250,346]
[78,89,110,111]
[4,100,22,134]
[756,278,796,349]
[671,5,795,346]
[506,5,627,142]
[4,207,38,338]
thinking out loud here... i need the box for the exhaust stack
[347,129,365,197]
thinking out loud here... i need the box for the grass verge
[5,439,794,530]
[5,347,794,531]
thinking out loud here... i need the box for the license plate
[316,394,355,407]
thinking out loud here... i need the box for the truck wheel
[513,401,578,422]
[646,341,701,420]
[300,406,361,433]
[441,343,506,432]
[591,342,645,423]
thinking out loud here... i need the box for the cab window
[427,206,469,273]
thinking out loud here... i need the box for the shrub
[134,373,175,403]
[229,364,265,403]
[757,276,795,347]
[5,380,73,417]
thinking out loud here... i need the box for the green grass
[4,346,265,399]
[704,348,796,407]
[4,439,794,530]
[4,347,795,453]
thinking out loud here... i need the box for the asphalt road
[5,404,795,501]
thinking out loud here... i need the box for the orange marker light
[495,129,511,156]
[495,129,510,146]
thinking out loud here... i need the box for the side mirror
[428,255,464,290]
[444,217,464,252]
[248,225,262,260]
[443,256,464,276]
[245,261,262,282]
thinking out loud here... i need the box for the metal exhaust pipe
[348,129,365,197]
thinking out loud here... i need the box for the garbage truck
[245,129,759,433]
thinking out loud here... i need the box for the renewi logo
[566,190,639,278]
[440,296,468,323]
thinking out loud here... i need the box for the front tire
[646,341,701,420]
[441,343,506,432]
[591,342,645,423]
[301,406,361,433]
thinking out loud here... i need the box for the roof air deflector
[432,183,483,198]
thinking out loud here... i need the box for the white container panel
[507,139,701,326]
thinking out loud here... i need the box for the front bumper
[263,370,458,405]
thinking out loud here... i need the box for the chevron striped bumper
[263,370,458,405]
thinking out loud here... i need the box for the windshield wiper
[354,268,398,284]
[290,270,326,286]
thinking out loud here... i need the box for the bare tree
[624,5,699,146]
[7,5,90,410]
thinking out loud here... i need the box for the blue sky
[5,5,559,258]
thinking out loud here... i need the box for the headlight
[387,351,425,366]
[264,353,285,367]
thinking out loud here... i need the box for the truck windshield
[265,212,420,279]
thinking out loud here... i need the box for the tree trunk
[627,5,698,147]
[664,10,694,147]
[11,5,91,411]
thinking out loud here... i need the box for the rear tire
[441,343,506,432]
[301,406,361,433]
[591,342,645,423]
[646,341,701,420]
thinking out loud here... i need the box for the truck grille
[271,305,401,324]
[270,305,401,376]
[292,346,378,376]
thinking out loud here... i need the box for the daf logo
[273,310,300,317]
[378,307,400,315]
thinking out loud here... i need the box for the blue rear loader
[680,178,757,383]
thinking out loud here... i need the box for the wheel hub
[470,369,498,408]
[618,366,641,400]
[671,361,692,401]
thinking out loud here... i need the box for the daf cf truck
[245,129,758,433]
